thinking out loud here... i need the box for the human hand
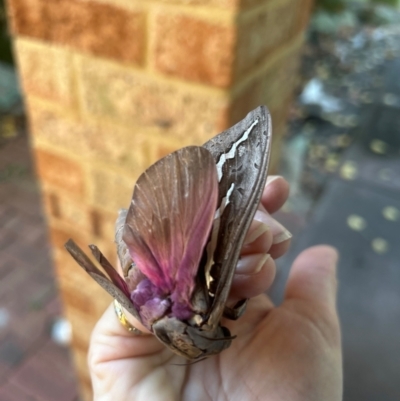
[88,176,342,401]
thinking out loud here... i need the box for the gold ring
[113,300,144,335]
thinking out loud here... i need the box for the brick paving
[0,124,80,401]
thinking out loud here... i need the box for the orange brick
[34,148,85,197]
[92,237,117,264]
[96,0,267,9]
[239,0,271,8]
[55,250,112,317]
[48,205,117,259]
[7,0,44,37]
[72,349,93,400]
[61,195,83,225]
[147,0,238,7]
[298,0,314,32]
[112,0,267,9]
[88,166,135,212]
[61,285,98,315]
[229,44,301,124]
[70,328,91,354]
[15,39,74,106]
[52,246,111,401]
[28,101,87,151]
[51,224,116,268]
[91,209,118,240]
[62,278,110,319]
[54,240,113,309]
[261,53,301,109]
[79,380,93,401]
[72,351,92,391]
[269,94,293,133]
[8,0,145,65]
[235,0,305,77]
[77,56,229,143]
[153,13,235,87]
[269,131,286,174]
[28,100,146,171]
[156,142,181,160]
[42,190,61,219]
[49,225,88,251]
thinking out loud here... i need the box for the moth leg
[223,299,248,320]
[65,239,140,320]
[89,244,130,296]
[89,244,118,276]
[65,239,109,280]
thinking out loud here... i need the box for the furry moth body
[65,106,272,360]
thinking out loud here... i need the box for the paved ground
[0,128,79,401]
[273,54,400,400]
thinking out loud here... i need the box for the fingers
[242,217,272,255]
[230,253,276,300]
[253,210,292,246]
[261,175,290,214]
[284,245,339,312]
[242,176,292,259]
[242,210,291,259]
[90,303,161,363]
[93,303,151,341]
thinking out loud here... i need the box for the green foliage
[315,0,399,12]
[316,0,347,12]
[371,0,399,6]
[0,0,14,64]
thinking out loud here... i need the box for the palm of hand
[89,178,342,401]
[90,286,341,401]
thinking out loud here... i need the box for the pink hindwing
[123,146,218,307]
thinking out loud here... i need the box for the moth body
[65,106,272,360]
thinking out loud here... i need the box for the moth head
[152,316,233,360]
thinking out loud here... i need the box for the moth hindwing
[64,105,272,360]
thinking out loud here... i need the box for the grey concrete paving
[273,51,400,401]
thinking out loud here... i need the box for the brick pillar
[6,0,313,399]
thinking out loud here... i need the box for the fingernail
[266,175,282,186]
[272,229,292,244]
[236,254,270,275]
[253,210,292,244]
[244,220,270,245]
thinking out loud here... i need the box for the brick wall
[6,0,313,399]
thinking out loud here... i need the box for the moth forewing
[202,105,272,327]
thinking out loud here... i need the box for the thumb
[284,245,339,312]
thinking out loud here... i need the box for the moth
[65,105,272,360]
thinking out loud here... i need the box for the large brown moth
[65,105,272,360]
